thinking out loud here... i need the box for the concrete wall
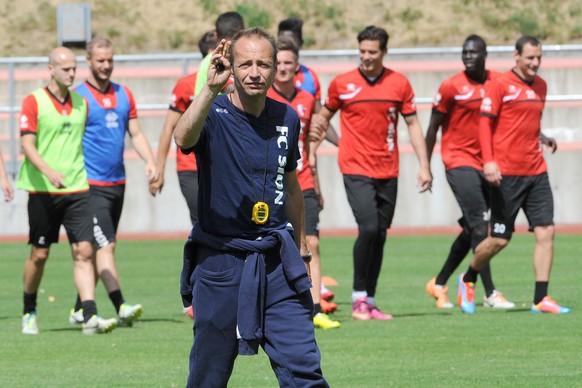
[1,51,581,236]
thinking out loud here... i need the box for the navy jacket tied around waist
[180,222,311,355]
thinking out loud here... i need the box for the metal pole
[8,62,17,177]
[182,57,189,77]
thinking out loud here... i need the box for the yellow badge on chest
[251,201,269,225]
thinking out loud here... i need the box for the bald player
[18,47,117,335]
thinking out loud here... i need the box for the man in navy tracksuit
[174,27,328,387]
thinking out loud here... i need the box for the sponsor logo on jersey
[105,111,119,128]
[502,88,522,102]
[481,97,493,112]
[454,88,475,101]
[339,86,363,100]
[274,126,289,205]
[296,104,306,117]
[20,115,29,129]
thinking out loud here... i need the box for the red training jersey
[20,87,86,135]
[169,72,198,172]
[267,86,316,191]
[433,70,499,171]
[325,67,416,179]
[479,70,547,176]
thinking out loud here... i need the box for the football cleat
[118,303,143,327]
[82,315,117,335]
[531,296,571,314]
[313,313,340,329]
[352,297,371,321]
[320,299,337,314]
[22,312,39,335]
[483,290,515,309]
[369,305,394,320]
[426,277,454,309]
[457,273,475,314]
[320,285,335,301]
[69,308,84,325]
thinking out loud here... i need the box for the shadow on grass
[394,311,455,318]
[396,307,533,317]
[137,317,186,324]
[49,327,84,333]
[502,307,532,313]
[46,317,187,332]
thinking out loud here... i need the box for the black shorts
[303,189,320,237]
[490,172,554,239]
[343,174,397,230]
[27,192,93,247]
[178,170,199,224]
[90,185,125,248]
[446,167,490,232]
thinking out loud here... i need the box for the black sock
[108,290,124,314]
[74,294,83,311]
[81,300,97,323]
[313,303,322,315]
[23,292,37,315]
[534,281,549,305]
[463,266,479,284]
[479,265,495,297]
[436,233,471,285]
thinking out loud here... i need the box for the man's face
[88,46,114,83]
[515,42,542,81]
[275,50,298,85]
[49,53,77,88]
[232,36,275,97]
[462,40,486,72]
[358,39,386,76]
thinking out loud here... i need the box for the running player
[458,36,569,315]
[424,35,515,310]
[311,26,432,321]
[69,37,157,326]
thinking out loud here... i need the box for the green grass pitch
[1,234,580,387]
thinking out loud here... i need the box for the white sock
[352,291,367,302]
[367,296,375,306]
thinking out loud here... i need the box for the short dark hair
[198,30,217,56]
[231,27,277,68]
[357,26,389,51]
[464,34,487,51]
[515,35,541,54]
[277,17,303,46]
[276,36,299,60]
[216,11,245,40]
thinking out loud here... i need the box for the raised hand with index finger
[207,39,232,93]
